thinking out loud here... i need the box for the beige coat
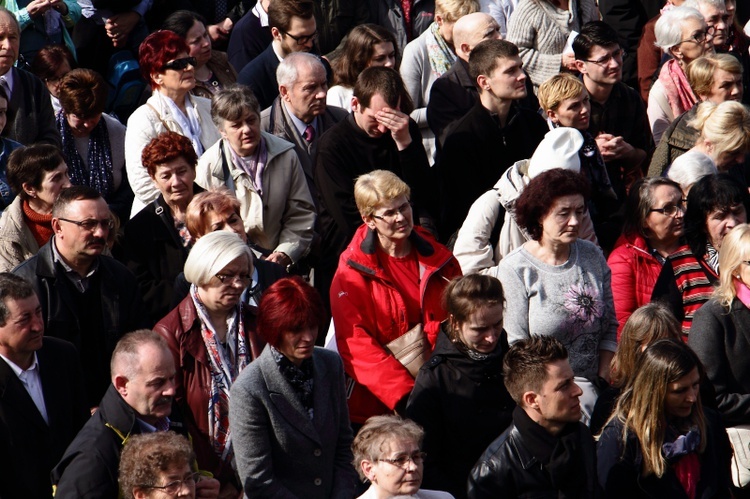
[195,133,316,263]
[0,197,39,272]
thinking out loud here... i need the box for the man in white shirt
[0,272,88,498]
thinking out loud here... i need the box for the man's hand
[207,18,233,44]
[376,107,412,150]
[266,251,292,268]
[195,477,221,498]
[105,11,140,47]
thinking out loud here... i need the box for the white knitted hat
[527,127,584,179]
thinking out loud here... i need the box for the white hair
[183,231,252,286]
[276,52,325,88]
[654,7,706,52]
[683,0,727,11]
[667,150,718,192]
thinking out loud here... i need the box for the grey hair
[183,230,252,286]
[110,330,169,381]
[0,8,20,36]
[210,85,260,130]
[654,7,706,53]
[667,150,718,192]
[276,52,325,88]
[683,0,727,10]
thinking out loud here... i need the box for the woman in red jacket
[330,170,461,426]
[608,177,684,339]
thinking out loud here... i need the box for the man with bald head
[52,330,221,498]
[427,12,501,144]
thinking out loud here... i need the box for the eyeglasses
[161,57,197,71]
[142,472,200,495]
[649,203,685,217]
[57,217,114,231]
[377,452,427,469]
[583,48,626,66]
[215,272,252,285]
[280,29,318,45]
[372,202,412,223]
[679,26,716,44]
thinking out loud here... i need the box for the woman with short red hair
[230,276,358,499]
[125,30,220,218]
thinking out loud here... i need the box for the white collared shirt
[0,69,14,100]
[0,352,49,424]
[252,1,269,27]
[284,101,317,138]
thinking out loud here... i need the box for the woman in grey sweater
[491,168,617,424]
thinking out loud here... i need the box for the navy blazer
[0,337,88,499]
[229,345,357,499]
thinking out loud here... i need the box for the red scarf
[658,59,698,119]
[22,200,53,247]
[672,452,701,499]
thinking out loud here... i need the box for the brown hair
[6,144,65,199]
[268,0,314,32]
[58,68,109,117]
[141,131,198,178]
[119,432,196,499]
[185,188,242,238]
[503,336,568,405]
[353,66,414,114]
[331,24,399,88]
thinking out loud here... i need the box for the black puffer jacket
[406,325,515,499]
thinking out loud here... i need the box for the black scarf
[270,346,315,419]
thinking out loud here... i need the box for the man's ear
[270,26,282,41]
[279,84,290,101]
[351,96,360,113]
[476,74,489,92]
[522,390,539,410]
[113,374,129,397]
[574,59,587,74]
[51,217,63,234]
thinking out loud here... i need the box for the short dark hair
[58,68,109,117]
[503,336,568,405]
[141,131,198,178]
[353,66,414,114]
[515,169,590,241]
[162,9,207,38]
[257,276,327,347]
[268,0,314,32]
[685,173,749,257]
[29,44,76,81]
[469,38,520,88]
[52,185,102,218]
[6,144,65,199]
[0,273,35,326]
[573,21,620,61]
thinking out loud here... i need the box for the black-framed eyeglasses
[583,48,626,66]
[280,29,318,45]
[215,272,252,285]
[57,217,114,231]
[679,26,716,44]
[141,472,200,495]
[371,202,412,223]
[161,57,197,71]
[377,452,427,469]
[649,203,685,217]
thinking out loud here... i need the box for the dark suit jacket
[0,337,88,499]
[427,58,477,148]
[261,97,348,203]
[227,9,273,72]
[238,44,281,110]
[3,67,61,147]
[229,346,357,499]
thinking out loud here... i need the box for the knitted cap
[527,127,584,179]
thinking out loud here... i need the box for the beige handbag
[384,324,430,378]
[727,425,750,488]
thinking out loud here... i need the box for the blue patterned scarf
[57,111,114,198]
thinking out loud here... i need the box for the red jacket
[607,232,664,339]
[330,225,462,424]
[154,297,264,484]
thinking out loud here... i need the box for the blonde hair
[610,339,706,478]
[354,170,411,218]
[714,223,750,309]
[688,53,743,98]
[435,0,479,23]
[689,100,750,161]
[537,73,586,112]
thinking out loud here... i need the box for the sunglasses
[162,57,197,71]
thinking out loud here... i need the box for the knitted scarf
[190,284,250,467]
[426,22,456,78]
[22,200,53,246]
[57,111,114,198]
[658,59,698,119]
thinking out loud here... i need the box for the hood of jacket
[429,324,507,382]
[495,159,531,211]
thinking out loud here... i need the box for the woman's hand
[195,477,221,498]
[25,0,53,17]
[266,251,291,269]
[105,11,141,47]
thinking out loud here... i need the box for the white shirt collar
[252,1,269,26]
[0,351,39,377]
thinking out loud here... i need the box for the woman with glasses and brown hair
[608,177,685,340]
[154,230,263,497]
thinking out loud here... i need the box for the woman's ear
[22,182,36,199]
[361,460,377,483]
[363,214,377,230]
[669,45,683,61]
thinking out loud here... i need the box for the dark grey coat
[229,345,357,499]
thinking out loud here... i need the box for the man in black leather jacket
[468,336,601,498]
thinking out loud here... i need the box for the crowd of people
[3,0,750,497]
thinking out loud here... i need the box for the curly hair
[141,131,198,178]
[118,432,195,499]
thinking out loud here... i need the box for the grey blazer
[229,345,357,499]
